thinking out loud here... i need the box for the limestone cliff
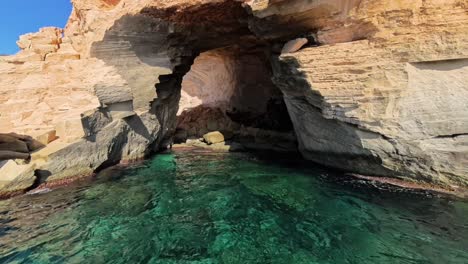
[0,0,467,197]
[267,0,468,186]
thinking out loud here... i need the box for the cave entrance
[173,46,297,151]
[125,0,301,152]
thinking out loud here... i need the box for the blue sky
[0,1,72,55]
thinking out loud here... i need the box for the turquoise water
[0,149,467,264]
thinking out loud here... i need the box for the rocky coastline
[1,0,467,198]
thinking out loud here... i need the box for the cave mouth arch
[91,0,303,152]
[174,45,297,151]
[135,1,300,152]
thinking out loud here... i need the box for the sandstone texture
[203,131,225,145]
[0,0,467,196]
[179,48,280,115]
[266,0,468,187]
[281,38,308,54]
[0,160,36,198]
[0,133,46,161]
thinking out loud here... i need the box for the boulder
[0,160,36,197]
[0,133,45,153]
[203,131,225,145]
[0,133,41,160]
[0,151,30,161]
[55,118,86,143]
[0,133,27,143]
[35,130,58,145]
[0,140,29,153]
[281,38,308,54]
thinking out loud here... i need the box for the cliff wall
[0,0,467,196]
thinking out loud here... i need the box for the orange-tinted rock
[281,38,308,54]
[1,0,467,196]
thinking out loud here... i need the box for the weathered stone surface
[0,14,163,195]
[0,133,44,160]
[0,151,30,161]
[0,160,36,197]
[1,0,467,196]
[45,52,80,61]
[0,140,29,154]
[281,38,308,54]
[35,130,58,145]
[270,0,468,186]
[16,27,62,59]
[81,108,113,137]
[0,56,102,138]
[203,131,225,145]
[37,112,160,182]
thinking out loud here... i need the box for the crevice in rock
[150,55,197,151]
[25,173,42,193]
[434,133,468,139]
[26,169,52,192]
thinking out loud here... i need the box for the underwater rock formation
[0,0,467,196]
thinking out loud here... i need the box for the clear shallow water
[0,150,467,264]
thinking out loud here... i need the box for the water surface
[1,150,467,263]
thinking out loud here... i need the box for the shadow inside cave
[86,0,309,156]
[85,0,396,178]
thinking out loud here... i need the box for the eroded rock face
[179,48,279,114]
[203,131,225,145]
[0,0,467,196]
[269,0,468,186]
[0,160,36,198]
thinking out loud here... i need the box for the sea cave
[0,0,467,263]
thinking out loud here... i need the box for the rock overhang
[0,0,467,197]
